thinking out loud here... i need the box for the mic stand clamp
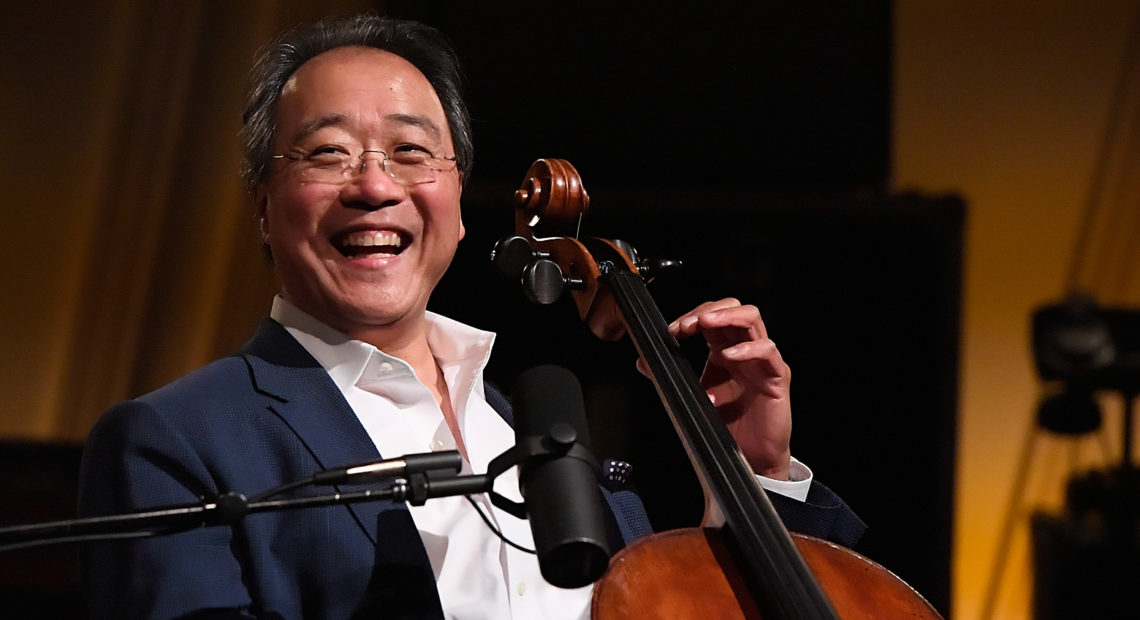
[480,422,601,520]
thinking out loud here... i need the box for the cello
[494,159,944,619]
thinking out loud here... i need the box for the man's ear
[254,186,270,243]
[254,189,275,264]
[449,180,458,240]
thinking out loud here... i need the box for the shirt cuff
[756,457,812,502]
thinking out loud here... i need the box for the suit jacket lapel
[238,318,395,546]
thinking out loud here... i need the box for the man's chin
[331,299,427,333]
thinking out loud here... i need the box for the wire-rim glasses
[270,146,458,186]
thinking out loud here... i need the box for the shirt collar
[269,296,496,394]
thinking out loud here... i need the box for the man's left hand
[639,298,792,480]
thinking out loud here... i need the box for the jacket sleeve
[78,400,255,620]
[600,469,865,550]
[767,480,867,548]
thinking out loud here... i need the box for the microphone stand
[0,422,594,553]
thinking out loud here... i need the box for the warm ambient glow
[894,2,1139,618]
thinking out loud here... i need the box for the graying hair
[240,14,473,194]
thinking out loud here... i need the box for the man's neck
[348,318,468,460]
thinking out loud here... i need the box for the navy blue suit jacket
[79,318,864,619]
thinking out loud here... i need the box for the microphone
[512,365,611,588]
[311,451,463,485]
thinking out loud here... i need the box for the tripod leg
[978,416,1040,620]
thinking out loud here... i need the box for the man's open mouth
[335,230,408,258]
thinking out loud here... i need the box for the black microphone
[512,365,611,588]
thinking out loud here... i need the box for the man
[79,13,863,620]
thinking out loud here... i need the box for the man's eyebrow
[285,112,444,143]
[386,113,443,140]
[289,114,347,143]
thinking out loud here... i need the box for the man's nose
[340,160,407,209]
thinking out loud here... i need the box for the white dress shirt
[270,296,812,619]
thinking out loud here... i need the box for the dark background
[391,1,891,192]
[0,2,961,617]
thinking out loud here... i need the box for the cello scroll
[493,158,633,340]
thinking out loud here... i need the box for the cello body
[593,529,942,619]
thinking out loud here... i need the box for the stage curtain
[0,0,376,441]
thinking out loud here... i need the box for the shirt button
[517,582,526,596]
[378,362,393,373]
[429,439,445,451]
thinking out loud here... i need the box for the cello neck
[597,261,840,619]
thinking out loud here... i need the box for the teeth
[341,230,403,248]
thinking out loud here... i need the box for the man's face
[257,46,464,340]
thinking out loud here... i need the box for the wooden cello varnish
[595,528,942,618]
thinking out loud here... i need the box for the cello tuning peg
[612,239,640,265]
[611,239,680,279]
[636,258,683,280]
[491,235,535,278]
[522,259,566,305]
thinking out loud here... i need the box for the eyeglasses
[270,146,458,186]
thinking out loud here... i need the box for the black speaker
[1032,468,1140,620]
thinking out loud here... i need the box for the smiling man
[257,45,472,461]
[78,13,864,620]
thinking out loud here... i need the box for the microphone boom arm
[1,422,600,552]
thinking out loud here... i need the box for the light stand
[1027,296,1140,620]
[1031,391,1139,620]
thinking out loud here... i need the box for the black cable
[255,479,537,554]
[1067,4,1140,292]
[463,495,535,555]
[248,477,316,503]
